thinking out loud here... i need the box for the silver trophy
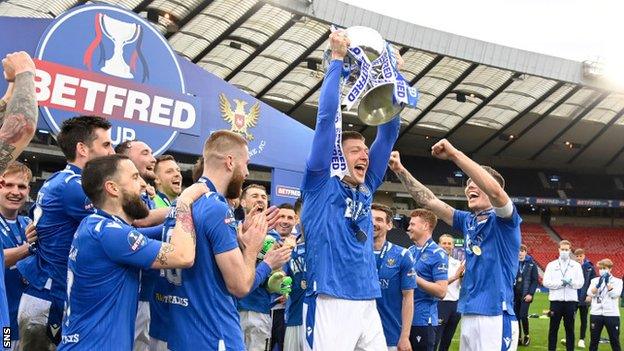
[325,26,406,126]
[99,14,141,79]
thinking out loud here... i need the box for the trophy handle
[99,14,114,41]
[125,24,141,45]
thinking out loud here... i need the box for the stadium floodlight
[583,60,604,79]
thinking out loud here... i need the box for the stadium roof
[2,0,624,174]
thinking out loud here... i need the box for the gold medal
[300,280,307,290]
[517,277,523,283]
[472,245,482,256]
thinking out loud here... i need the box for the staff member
[435,234,463,351]
[543,240,583,351]
[513,244,538,347]
[586,258,622,351]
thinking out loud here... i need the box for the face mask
[559,250,570,260]
[599,269,610,276]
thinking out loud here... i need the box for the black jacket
[514,256,539,298]
[577,259,596,306]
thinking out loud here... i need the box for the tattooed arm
[388,151,455,225]
[0,52,37,174]
[0,82,14,123]
[151,183,208,269]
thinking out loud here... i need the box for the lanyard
[519,261,526,274]
[376,241,390,271]
[414,239,433,264]
[558,260,571,278]
[0,214,23,247]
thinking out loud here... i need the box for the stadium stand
[521,223,560,270]
[552,225,624,277]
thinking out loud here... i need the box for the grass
[446,292,623,350]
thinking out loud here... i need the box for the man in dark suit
[514,244,539,346]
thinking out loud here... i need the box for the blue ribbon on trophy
[326,26,419,179]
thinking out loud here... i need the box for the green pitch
[446,292,623,350]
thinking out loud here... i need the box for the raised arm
[306,31,349,172]
[151,183,208,269]
[0,82,14,121]
[367,116,399,184]
[388,151,455,225]
[431,139,510,208]
[0,52,37,173]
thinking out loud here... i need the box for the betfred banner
[271,168,303,206]
[34,5,201,155]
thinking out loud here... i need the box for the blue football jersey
[410,239,448,326]
[284,242,306,327]
[59,210,161,350]
[0,248,8,330]
[148,204,177,343]
[0,216,30,339]
[375,242,416,346]
[453,207,521,316]
[238,231,280,315]
[168,178,244,351]
[18,164,94,300]
[301,59,399,300]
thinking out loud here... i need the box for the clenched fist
[431,139,460,161]
[2,51,35,82]
[388,151,404,173]
[329,30,350,60]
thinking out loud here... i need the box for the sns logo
[34,4,201,155]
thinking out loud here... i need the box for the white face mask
[599,268,610,276]
[559,250,570,260]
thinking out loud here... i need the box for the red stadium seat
[521,223,559,270]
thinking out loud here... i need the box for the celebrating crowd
[0,29,621,351]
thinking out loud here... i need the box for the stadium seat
[552,225,624,277]
[521,223,559,270]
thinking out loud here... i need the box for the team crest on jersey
[386,258,396,267]
[358,184,370,196]
[128,230,147,251]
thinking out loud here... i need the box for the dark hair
[82,154,130,207]
[294,197,303,214]
[520,244,527,252]
[341,131,365,144]
[467,166,505,189]
[371,203,393,223]
[114,140,133,155]
[155,154,176,173]
[241,184,267,199]
[574,248,584,255]
[57,116,111,161]
[278,203,295,210]
[192,157,203,182]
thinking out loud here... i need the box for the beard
[121,189,150,221]
[225,164,245,199]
